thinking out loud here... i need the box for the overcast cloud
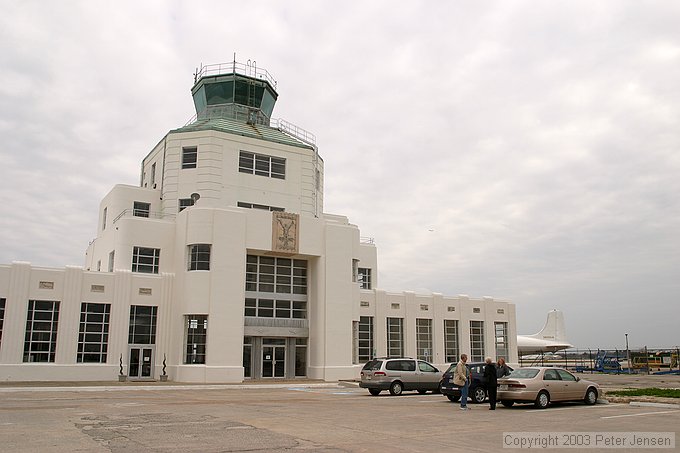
[1,1,678,348]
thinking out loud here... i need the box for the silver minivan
[359,357,443,396]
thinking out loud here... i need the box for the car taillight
[508,383,526,389]
[374,371,386,376]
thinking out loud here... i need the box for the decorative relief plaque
[272,211,299,254]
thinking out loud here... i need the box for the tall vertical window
[188,244,211,271]
[102,207,107,231]
[128,305,158,344]
[108,250,115,272]
[77,303,111,363]
[416,318,433,361]
[182,147,197,169]
[495,322,508,359]
[358,268,372,290]
[179,198,195,212]
[295,338,307,377]
[184,315,207,364]
[133,201,150,218]
[358,316,374,363]
[470,321,485,362]
[444,319,459,363]
[23,300,60,362]
[387,317,404,358]
[243,336,252,378]
[0,298,5,346]
[150,162,156,186]
[238,151,285,179]
[96,260,101,272]
[132,246,160,274]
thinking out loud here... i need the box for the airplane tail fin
[529,309,568,343]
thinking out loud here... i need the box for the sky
[1,1,678,349]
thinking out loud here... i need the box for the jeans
[460,380,469,407]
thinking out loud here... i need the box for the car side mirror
[434,368,439,373]
[576,377,580,382]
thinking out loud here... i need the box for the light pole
[625,333,631,374]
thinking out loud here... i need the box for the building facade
[0,61,517,382]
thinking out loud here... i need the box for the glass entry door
[262,345,285,378]
[129,346,154,379]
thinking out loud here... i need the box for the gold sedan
[497,367,599,409]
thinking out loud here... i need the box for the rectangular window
[295,338,307,377]
[243,298,306,320]
[237,201,284,212]
[495,322,508,360]
[102,207,107,231]
[358,268,372,290]
[77,303,111,363]
[23,300,60,363]
[386,317,404,358]
[188,244,211,271]
[132,246,160,274]
[108,250,115,272]
[133,201,150,218]
[0,298,5,346]
[128,305,158,344]
[245,255,307,295]
[243,336,252,378]
[238,151,285,179]
[444,320,459,363]
[150,162,156,186]
[96,260,101,272]
[182,147,197,169]
[184,315,207,364]
[358,316,374,363]
[179,198,195,212]
[470,320,485,362]
[416,319,433,361]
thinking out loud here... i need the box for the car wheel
[417,389,427,394]
[472,386,487,404]
[584,387,598,405]
[501,400,514,408]
[447,394,460,402]
[368,388,381,396]
[389,381,404,396]
[535,391,550,409]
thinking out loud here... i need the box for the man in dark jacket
[484,357,498,410]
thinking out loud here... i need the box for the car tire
[472,386,487,404]
[446,394,460,402]
[501,400,514,408]
[368,388,381,396]
[417,389,427,395]
[389,381,404,396]
[584,387,598,405]
[535,391,550,409]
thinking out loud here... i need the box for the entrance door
[128,346,154,379]
[262,345,285,378]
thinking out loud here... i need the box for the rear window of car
[362,360,383,371]
[386,360,416,371]
[507,368,540,379]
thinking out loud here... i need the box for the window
[182,147,197,169]
[77,303,111,363]
[188,244,211,271]
[150,162,156,186]
[357,316,374,363]
[128,305,158,344]
[96,260,101,272]
[237,201,284,212]
[132,247,160,274]
[352,259,359,283]
[244,298,306,319]
[23,300,60,362]
[386,318,404,357]
[184,315,207,364]
[416,319,433,361]
[358,268,372,290]
[295,338,307,377]
[386,359,415,371]
[470,321,485,362]
[245,255,307,295]
[108,250,115,272]
[243,337,252,378]
[102,207,107,231]
[444,320,459,363]
[238,151,285,179]
[0,298,5,346]
[495,322,508,359]
[179,198,195,212]
[133,201,150,218]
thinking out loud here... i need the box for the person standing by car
[484,357,498,410]
[497,357,512,379]
[454,353,471,410]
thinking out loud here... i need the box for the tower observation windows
[182,147,197,169]
[239,151,285,179]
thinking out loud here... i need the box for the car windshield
[507,368,540,379]
[362,360,383,371]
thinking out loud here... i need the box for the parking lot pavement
[0,385,678,452]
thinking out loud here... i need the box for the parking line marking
[600,409,680,419]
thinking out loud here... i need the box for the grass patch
[606,388,680,398]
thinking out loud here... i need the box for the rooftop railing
[112,209,176,225]
[194,60,277,89]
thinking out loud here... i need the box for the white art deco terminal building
[0,62,517,382]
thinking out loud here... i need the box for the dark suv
[439,362,488,404]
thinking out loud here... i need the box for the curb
[629,401,680,409]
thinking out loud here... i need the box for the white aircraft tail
[528,309,568,343]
